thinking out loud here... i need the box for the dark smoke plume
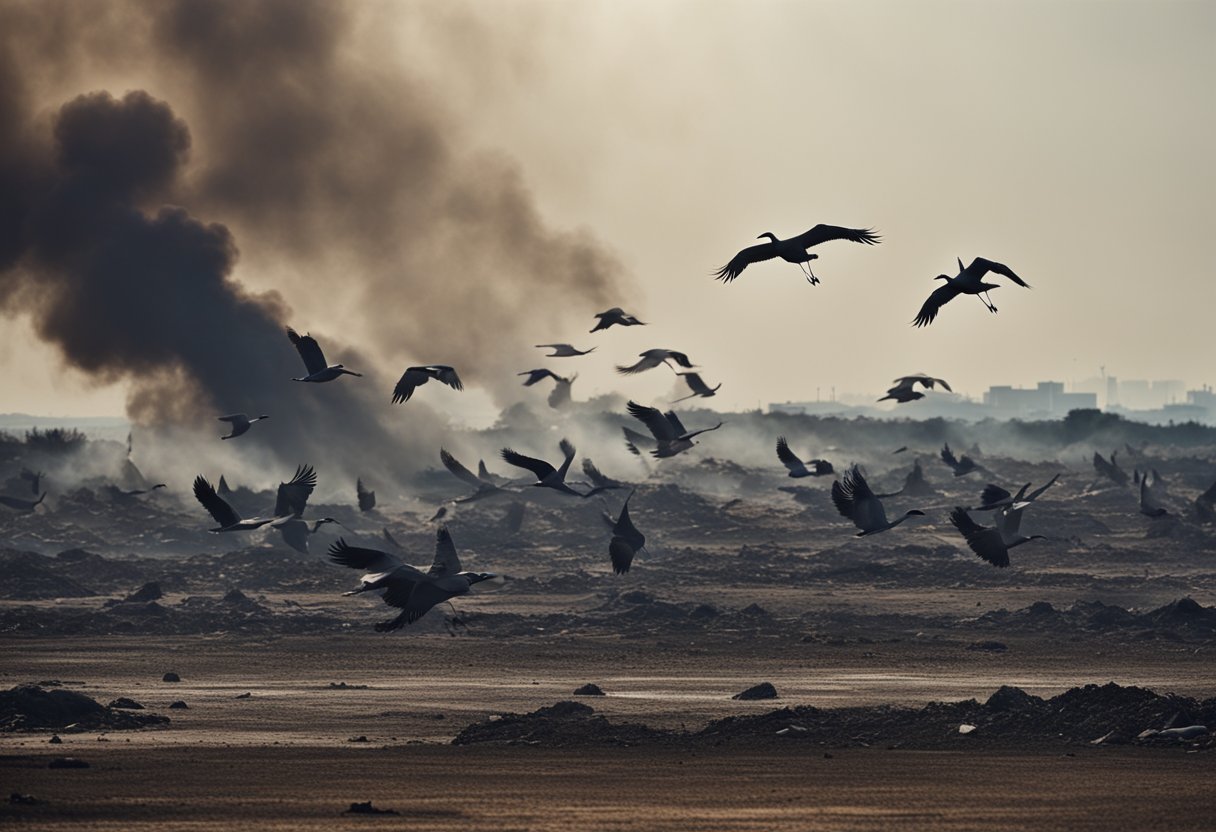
[0,0,631,484]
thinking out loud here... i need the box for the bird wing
[683,422,723,440]
[627,401,679,441]
[556,438,577,480]
[664,410,689,437]
[789,224,881,249]
[217,414,244,424]
[287,328,327,374]
[440,448,489,489]
[500,448,557,480]
[193,475,242,528]
[392,367,429,404]
[615,354,661,375]
[273,464,317,518]
[667,351,695,369]
[679,372,711,396]
[950,507,1009,567]
[1024,474,1060,503]
[776,436,807,473]
[612,491,645,550]
[519,369,559,386]
[714,241,780,283]
[430,366,463,391]
[382,528,402,549]
[913,282,962,328]
[428,526,463,577]
[810,460,834,475]
[973,257,1030,288]
[327,538,405,573]
[383,578,448,623]
[582,458,612,487]
[979,483,1011,507]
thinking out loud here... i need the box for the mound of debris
[452,701,667,748]
[452,684,1216,751]
[1,685,170,732]
[973,598,1216,641]
[0,550,96,599]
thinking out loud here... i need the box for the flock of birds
[5,221,1212,630]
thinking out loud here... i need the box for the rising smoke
[0,0,631,490]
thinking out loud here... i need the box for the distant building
[982,382,1096,417]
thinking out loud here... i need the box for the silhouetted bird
[879,374,952,404]
[517,368,576,409]
[626,401,723,458]
[949,507,1044,568]
[518,368,565,386]
[831,466,924,536]
[972,475,1059,512]
[501,439,586,496]
[714,224,880,284]
[357,478,376,512]
[606,490,647,574]
[941,443,979,477]
[193,472,296,532]
[616,349,695,376]
[287,328,362,382]
[892,446,908,455]
[0,492,45,512]
[1093,450,1129,486]
[392,365,463,404]
[269,465,340,554]
[591,307,646,332]
[441,448,513,503]
[218,414,269,440]
[330,528,501,631]
[776,437,833,478]
[535,343,595,357]
[913,257,1029,327]
[672,372,721,403]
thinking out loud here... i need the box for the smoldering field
[3,410,1216,831]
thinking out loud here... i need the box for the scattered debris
[168,701,189,709]
[107,697,144,710]
[573,684,605,696]
[162,672,181,683]
[1,685,169,732]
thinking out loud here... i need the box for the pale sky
[3,0,1213,418]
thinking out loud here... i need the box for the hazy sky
[2,0,1213,419]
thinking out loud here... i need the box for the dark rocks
[234,692,252,699]
[1,685,169,732]
[107,697,144,710]
[168,701,188,709]
[452,700,665,748]
[47,757,89,769]
[573,684,605,696]
[345,801,398,815]
[123,582,163,603]
[162,672,181,683]
[732,682,778,701]
[49,734,62,743]
[327,682,370,690]
[10,792,42,805]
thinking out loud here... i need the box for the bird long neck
[759,232,779,243]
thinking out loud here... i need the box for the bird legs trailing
[796,260,819,285]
